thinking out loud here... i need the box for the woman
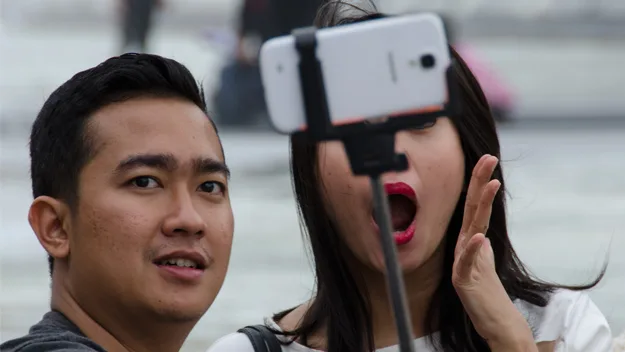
[208,2,613,351]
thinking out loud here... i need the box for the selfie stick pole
[292,25,460,352]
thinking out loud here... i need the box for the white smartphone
[259,13,451,135]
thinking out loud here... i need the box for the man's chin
[148,302,209,324]
[140,291,213,324]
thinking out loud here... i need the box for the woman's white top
[613,331,625,352]
[207,289,613,352]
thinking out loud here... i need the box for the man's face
[66,96,233,322]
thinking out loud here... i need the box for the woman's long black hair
[270,1,606,351]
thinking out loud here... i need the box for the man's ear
[28,196,72,261]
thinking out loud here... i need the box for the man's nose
[162,192,206,237]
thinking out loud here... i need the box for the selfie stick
[292,25,461,352]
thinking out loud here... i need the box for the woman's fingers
[456,155,489,258]
[461,155,491,233]
[453,233,486,286]
[456,155,499,258]
[467,179,501,237]
[452,233,486,286]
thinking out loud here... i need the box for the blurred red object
[454,43,515,121]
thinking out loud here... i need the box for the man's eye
[199,181,224,194]
[130,176,160,189]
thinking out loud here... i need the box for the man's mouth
[153,251,209,283]
[156,258,205,270]
[153,250,209,271]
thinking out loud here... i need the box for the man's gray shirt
[0,311,106,351]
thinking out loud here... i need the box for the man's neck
[360,246,445,349]
[50,272,191,352]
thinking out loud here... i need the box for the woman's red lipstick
[371,182,417,245]
[384,182,416,200]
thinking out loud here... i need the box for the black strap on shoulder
[238,325,282,352]
[238,325,267,352]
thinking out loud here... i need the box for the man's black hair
[30,53,220,276]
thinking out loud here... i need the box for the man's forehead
[87,98,223,161]
[91,98,214,133]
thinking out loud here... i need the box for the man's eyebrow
[193,157,230,179]
[113,153,230,179]
[114,153,177,175]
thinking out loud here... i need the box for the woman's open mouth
[372,183,418,246]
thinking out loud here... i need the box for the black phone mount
[291,25,461,352]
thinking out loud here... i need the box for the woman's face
[317,118,465,273]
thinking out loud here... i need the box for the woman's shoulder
[206,332,256,352]
[206,328,312,352]
[207,312,317,352]
[514,289,612,350]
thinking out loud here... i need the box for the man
[1,53,235,351]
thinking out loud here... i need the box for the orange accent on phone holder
[291,22,462,352]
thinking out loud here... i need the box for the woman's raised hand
[452,154,537,351]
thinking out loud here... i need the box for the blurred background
[1,0,624,350]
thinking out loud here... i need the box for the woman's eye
[199,181,224,194]
[130,176,160,189]
[409,120,436,131]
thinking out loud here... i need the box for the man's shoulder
[0,334,103,352]
[1,311,106,352]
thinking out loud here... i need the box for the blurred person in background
[440,14,515,122]
[118,0,164,53]
[207,3,612,352]
[0,53,234,352]
[212,0,322,129]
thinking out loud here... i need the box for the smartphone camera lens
[420,54,436,69]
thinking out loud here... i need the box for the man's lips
[153,250,209,270]
[153,250,210,283]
